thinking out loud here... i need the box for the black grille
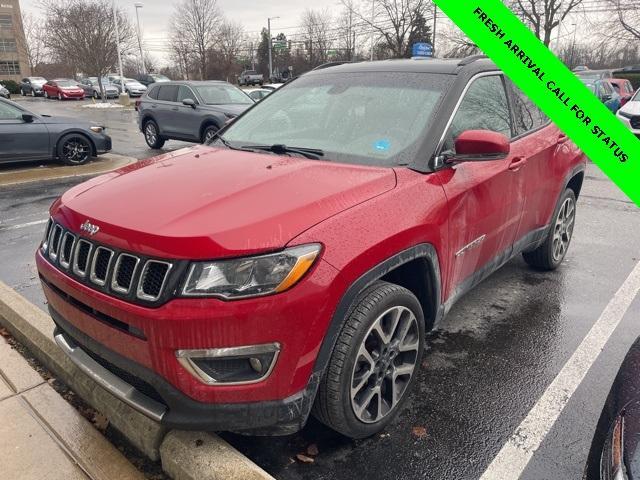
[113,255,138,292]
[42,221,176,306]
[140,261,171,299]
[631,117,640,129]
[92,248,113,283]
[75,240,91,274]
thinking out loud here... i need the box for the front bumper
[93,134,112,154]
[51,309,319,433]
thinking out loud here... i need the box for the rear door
[154,85,179,136]
[0,102,50,162]
[507,81,562,244]
[437,74,526,300]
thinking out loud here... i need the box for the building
[0,0,30,83]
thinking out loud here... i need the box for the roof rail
[457,54,488,67]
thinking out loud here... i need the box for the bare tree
[607,0,640,40]
[43,0,134,99]
[171,0,222,80]
[337,0,358,60]
[507,0,583,47]
[215,20,245,81]
[168,26,195,80]
[341,0,432,58]
[20,12,46,74]
[301,9,333,66]
[441,28,479,58]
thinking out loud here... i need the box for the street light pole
[267,16,279,82]
[432,4,437,56]
[369,0,375,61]
[134,3,146,75]
[112,0,126,103]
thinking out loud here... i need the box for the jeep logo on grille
[80,220,100,236]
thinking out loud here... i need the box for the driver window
[177,86,195,103]
[444,75,512,152]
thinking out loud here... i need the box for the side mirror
[22,113,35,123]
[183,98,197,108]
[448,130,510,163]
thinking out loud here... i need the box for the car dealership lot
[0,160,638,479]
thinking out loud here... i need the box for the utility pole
[555,20,562,55]
[268,16,279,82]
[432,3,437,56]
[134,3,146,75]
[112,0,127,103]
[369,0,375,61]
[250,42,255,70]
[569,23,578,69]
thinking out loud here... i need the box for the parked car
[43,79,85,100]
[244,88,271,102]
[572,65,590,72]
[237,70,264,86]
[78,77,119,99]
[576,69,615,82]
[617,89,640,139]
[585,336,640,480]
[136,73,171,87]
[581,79,622,113]
[262,83,284,91]
[37,57,586,439]
[19,77,47,97]
[609,78,635,107]
[112,78,147,97]
[0,83,9,99]
[137,80,253,148]
[0,97,111,165]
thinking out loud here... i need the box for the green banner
[434,0,640,206]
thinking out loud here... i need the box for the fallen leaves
[295,453,315,464]
[295,443,320,464]
[91,412,109,432]
[411,426,428,438]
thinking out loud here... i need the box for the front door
[0,102,50,162]
[436,74,526,302]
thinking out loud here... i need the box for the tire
[523,188,577,270]
[20,88,25,96]
[44,91,49,99]
[31,89,35,97]
[93,90,99,99]
[57,93,62,100]
[313,281,425,438]
[143,120,165,149]
[201,124,218,144]
[57,133,92,165]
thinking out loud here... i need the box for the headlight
[618,110,633,119]
[90,126,104,133]
[181,244,321,299]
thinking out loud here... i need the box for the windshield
[576,72,601,82]
[245,70,257,75]
[152,74,170,81]
[57,80,78,87]
[30,77,46,83]
[221,72,451,167]
[195,84,252,105]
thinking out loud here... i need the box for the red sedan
[43,79,85,100]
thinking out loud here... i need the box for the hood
[53,146,396,259]
[202,103,251,116]
[126,82,145,88]
[39,115,90,126]
[620,101,640,116]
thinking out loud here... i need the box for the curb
[0,281,275,480]
[0,153,136,187]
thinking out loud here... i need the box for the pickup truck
[237,70,263,86]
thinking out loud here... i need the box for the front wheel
[20,88,25,96]
[44,91,49,99]
[201,125,218,144]
[523,188,577,270]
[57,134,92,165]
[144,120,165,149]
[57,93,62,100]
[313,281,425,438]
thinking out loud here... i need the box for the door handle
[508,156,527,171]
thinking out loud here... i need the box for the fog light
[176,343,280,385]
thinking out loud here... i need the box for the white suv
[617,88,640,137]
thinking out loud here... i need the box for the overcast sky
[20,0,343,64]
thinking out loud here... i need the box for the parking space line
[0,219,48,231]
[480,260,640,480]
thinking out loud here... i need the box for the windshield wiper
[239,144,324,160]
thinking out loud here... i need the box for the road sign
[412,42,434,57]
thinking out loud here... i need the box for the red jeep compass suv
[37,57,586,438]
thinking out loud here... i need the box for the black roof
[305,56,497,76]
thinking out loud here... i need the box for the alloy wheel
[62,138,90,164]
[350,306,420,424]
[204,128,217,143]
[552,196,575,262]
[145,123,157,145]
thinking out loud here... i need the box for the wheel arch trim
[312,243,443,376]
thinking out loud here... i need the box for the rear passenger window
[510,82,549,136]
[444,75,512,151]
[157,85,178,102]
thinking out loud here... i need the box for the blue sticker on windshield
[373,139,391,152]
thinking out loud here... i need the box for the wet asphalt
[0,103,639,479]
